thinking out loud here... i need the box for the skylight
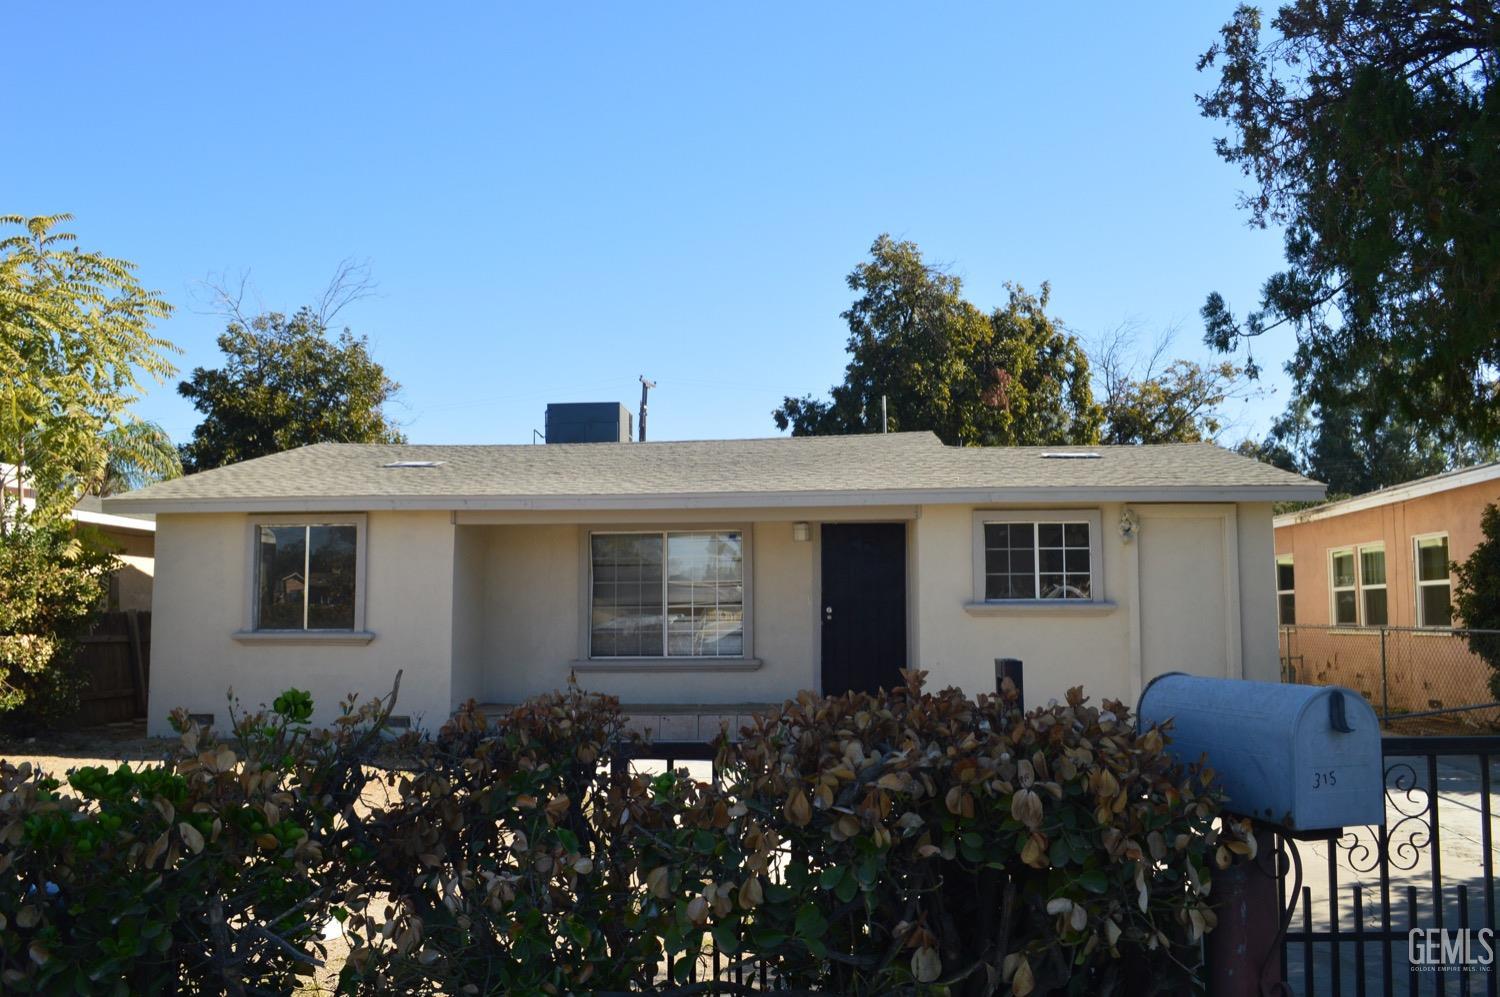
[382,460,445,468]
[1039,452,1101,459]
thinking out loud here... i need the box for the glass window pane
[257,526,306,629]
[1064,574,1091,599]
[1276,560,1295,591]
[591,534,665,656]
[1420,583,1452,627]
[1009,573,1035,599]
[1063,523,1089,547]
[1010,546,1034,574]
[1040,548,1064,573]
[1417,538,1449,581]
[306,525,357,629]
[1362,588,1387,627]
[1038,523,1063,547]
[1333,590,1358,625]
[1064,548,1090,573]
[664,532,742,657]
[1331,552,1355,588]
[1359,548,1386,586]
[1039,574,1067,599]
[1278,592,1296,625]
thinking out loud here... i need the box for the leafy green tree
[0,214,176,523]
[1091,327,1259,444]
[774,235,1101,446]
[1197,2,1500,448]
[178,307,405,472]
[0,519,114,722]
[1452,503,1500,699]
[1246,393,1493,498]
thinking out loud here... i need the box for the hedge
[0,670,1250,995]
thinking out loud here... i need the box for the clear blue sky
[4,2,1298,446]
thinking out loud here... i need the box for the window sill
[570,658,763,673]
[1327,627,1381,636]
[232,630,376,646]
[963,600,1118,617]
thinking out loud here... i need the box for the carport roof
[105,431,1324,513]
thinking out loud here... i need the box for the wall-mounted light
[792,522,811,542]
[1119,508,1139,544]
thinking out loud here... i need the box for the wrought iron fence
[1281,625,1500,731]
[1279,735,1499,997]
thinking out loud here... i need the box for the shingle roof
[105,432,1324,513]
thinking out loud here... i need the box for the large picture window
[1414,534,1452,628]
[972,511,1102,603]
[590,531,744,658]
[255,523,360,630]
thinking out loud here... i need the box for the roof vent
[382,460,444,469]
[1039,452,1101,460]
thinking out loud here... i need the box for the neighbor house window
[1414,534,1452,627]
[1329,543,1387,627]
[253,519,365,631]
[1329,548,1358,625]
[1359,545,1387,626]
[972,511,1102,602]
[589,531,744,658]
[1276,555,1295,625]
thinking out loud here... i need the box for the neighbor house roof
[105,432,1324,513]
[1273,460,1500,528]
[71,495,156,534]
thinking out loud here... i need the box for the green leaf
[795,904,828,940]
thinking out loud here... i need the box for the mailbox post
[1138,673,1384,997]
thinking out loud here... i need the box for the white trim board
[1274,461,1500,527]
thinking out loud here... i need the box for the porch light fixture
[792,522,811,542]
[1119,507,1139,543]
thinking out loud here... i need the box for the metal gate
[1279,735,1498,996]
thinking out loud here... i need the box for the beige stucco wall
[475,521,819,705]
[147,499,1281,733]
[147,511,457,735]
[101,529,155,612]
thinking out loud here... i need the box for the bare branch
[314,257,377,328]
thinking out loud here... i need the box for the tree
[0,214,176,523]
[1452,503,1500,699]
[0,519,114,722]
[178,306,405,472]
[1244,392,1494,497]
[774,235,1101,446]
[1091,325,1259,444]
[1197,2,1500,448]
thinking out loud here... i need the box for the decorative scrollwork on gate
[1330,759,1433,873]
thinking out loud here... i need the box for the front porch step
[475,703,779,743]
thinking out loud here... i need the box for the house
[2,464,157,612]
[1272,461,1500,630]
[105,430,1322,736]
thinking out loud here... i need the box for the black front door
[820,523,907,695]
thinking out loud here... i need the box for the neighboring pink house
[1273,462,1500,630]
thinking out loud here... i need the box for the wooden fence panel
[74,610,150,726]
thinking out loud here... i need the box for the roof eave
[106,483,1327,515]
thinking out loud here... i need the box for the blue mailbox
[1137,673,1384,832]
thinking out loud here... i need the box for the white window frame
[1275,554,1295,625]
[1413,532,1453,629]
[582,527,754,662]
[237,514,370,642]
[1327,542,1387,627]
[970,509,1104,604]
[1357,543,1387,626]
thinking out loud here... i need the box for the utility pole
[881,395,888,433]
[638,375,656,442]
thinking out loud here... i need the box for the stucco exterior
[1274,475,1500,628]
[146,500,1283,735]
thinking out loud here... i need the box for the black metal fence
[1280,735,1499,996]
[1281,625,1500,731]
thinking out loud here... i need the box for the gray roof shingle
[105,432,1324,512]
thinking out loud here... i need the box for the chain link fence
[1279,624,1500,733]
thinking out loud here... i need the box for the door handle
[824,605,834,621]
